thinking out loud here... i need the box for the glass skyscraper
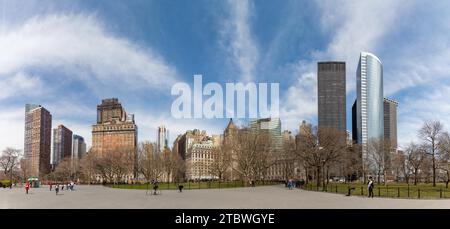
[250,117,282,152]
[356,52,384,171]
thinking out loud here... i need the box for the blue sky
[1,0,450,150]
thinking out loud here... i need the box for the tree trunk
[414,170,418,185]
[316,167,320,189]
[432,154,436,187]
[377,170,381,184]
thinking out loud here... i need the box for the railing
[300,182,450,199]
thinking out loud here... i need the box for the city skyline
[1,0,450,152]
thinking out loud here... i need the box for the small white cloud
[0,71,44,100]
[279,61,317,132]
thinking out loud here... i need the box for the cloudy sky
[1,0,449,151]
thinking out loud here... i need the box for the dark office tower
[317,62,346,132]
[384,98,398,150]
[352,100,357,144]
[24,104,52,177]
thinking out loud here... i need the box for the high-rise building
[52,125,73,167]
[299,120,312,137]
[250,117,282,152]
[24,104,52,177]
[352,100,357,144]
[72,134,87,160]
[157,125,169,153]
[317,62,346,132]
[356,52,384,172]
[71,134,86,178]
[91,98,138,178]
[384,98,398,150]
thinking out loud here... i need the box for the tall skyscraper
[91,98,138,177]
[250,117,282,152]
[157,125,169,153]
[72,134,87,160]
[356,52,384,172]
[317,61,346,132]
[24,104,52,177]
[71,134,86,177]
[52,125,73,166]
[384,98,398,150]
[352,100,357,144]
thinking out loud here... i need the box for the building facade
[384,98,398,150]
[185,140,216,180]
[52,125,73,167]
[72,134,86,160]
[317,62,346,132]
[91,98,138,178]
[356,52,384,174]
[24,104,52,177]
[175,129,209,160]
[157,125,169,153]
[250,117,282,152]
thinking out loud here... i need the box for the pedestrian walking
[367,177,374,198]
[49,182,53,191]
[55,184,60,195]
[178,184,184,193]
[25,182,30,194]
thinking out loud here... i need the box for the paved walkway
[2,185,450,209]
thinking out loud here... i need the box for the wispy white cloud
[279,0,408,131]
[398,86,450,148]
[0,14,178,93]
[0,107,25,150]
[0,71,44,100]
[314,0,408,93]
[279,61,317,132]
[220,0,259,82]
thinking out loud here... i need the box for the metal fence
[300,183,450,199]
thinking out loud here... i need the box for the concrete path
[2,184,450,209]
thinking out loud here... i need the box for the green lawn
[302,182,450,199]
[109,181,280,190]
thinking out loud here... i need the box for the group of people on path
[286,179,296,190]
[50,181,76,195]
[24,181,76,195]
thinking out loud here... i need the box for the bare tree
[367,138,391,185]
[296,126,319,186]
[0,148,21,183]
[53,158,73,182]
[419,120,444,186]
[209,144,231,181]
[296,127,346,188]
[280,138,296,182]
[438,132,450,188]
[233,130,274,184]
[138,142,164,182]
[19,159,31,183]
[79,151,97,184]
[405,142,427,185]
[391,151,408,183]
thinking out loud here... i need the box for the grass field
[109,180,280,190]
[302,182,450,199]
